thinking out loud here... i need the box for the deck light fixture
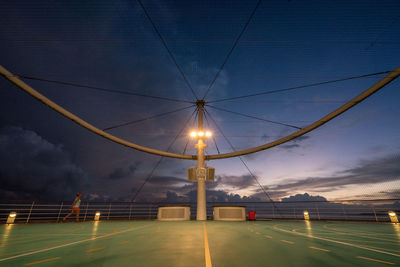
[303,211,310,220]
[7,212,16,224]
[94,211,101,221]
[389,211,399,223]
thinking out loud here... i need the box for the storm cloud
[0,126,87,200]
[108,163,139,180]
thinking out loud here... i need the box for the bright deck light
[389,211,399,223]
[303,210,310,220]
[7,212,16,224]
[94,211,101,221]
[205,131,212,137]
[190,131,197,137]
[198,131,204,137]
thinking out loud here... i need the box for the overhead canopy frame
[1,64,399,161]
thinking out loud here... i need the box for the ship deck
[1,220,400,266]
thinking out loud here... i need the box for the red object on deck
[248,211,256,220]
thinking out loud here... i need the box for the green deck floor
[1,220,400,266]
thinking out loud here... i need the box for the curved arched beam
[2,64,399,161]
[0,65,196,160]
[205,66,400,160]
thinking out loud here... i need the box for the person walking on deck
[63,192,82,222]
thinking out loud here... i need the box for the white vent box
[213,206,246,221]
[158,206,191,221]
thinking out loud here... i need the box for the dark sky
[0,0,399,202]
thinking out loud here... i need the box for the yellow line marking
[309,246,330,252]
[120,240,130,245]
[0,225,150,263]
[264,235,272,239]
[24,257,60,266]
[273,224,400,258]
[255,232,261,235]
[281,240,294,244]
[203,223,212,267]
[357,256,394,265]
[86,247,105,253]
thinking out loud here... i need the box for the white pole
[196,100,207,220]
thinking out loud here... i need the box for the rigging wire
[202,0,262,100]
[204,108,280,211]
[208,70,392,103]
[136,0,198,100]
[183,107,198,154]
[131,107,197,202]
[203,111,220,154]
[17,74,192,104]
[103,105,195,131]
[207,105,301,130]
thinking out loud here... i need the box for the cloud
[250,189,289,201]
[107,163,139,180]
[163,189,261,202]
[148,175,188,185]
[0,126,88,200]
[281,193,327,202]
[130,173,260,202]
[350,189,400,200]
[216,174,255,189]
[269,153,400,192]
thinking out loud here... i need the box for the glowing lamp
[303,211,310,220]
[389,211,399,223]
[190,130,212,138]
[7,212,16,224]
[94,211,101,221]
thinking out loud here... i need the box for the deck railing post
[315,203,321,220]
[372,205,378,222]
[107,203,111,220]
[57,202,64,222]
[129,204,132,220]
[84,203,89,222]
[148,204,152,220]
[342,204,348,220]
[272,203,275,219]
[26,201,35,223]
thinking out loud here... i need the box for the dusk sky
[0,0,399,202]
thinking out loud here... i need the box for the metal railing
[1,199,399,223]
